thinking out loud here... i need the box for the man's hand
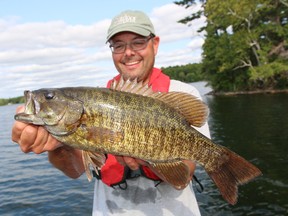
[115,156,148,170]
[12,105,85,178]
[11,105,62,154]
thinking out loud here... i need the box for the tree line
[175,0,288,93]
[161,63,206,82]
[0,96,25,106]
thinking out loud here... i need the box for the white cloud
[0,3,206,98]
[151,3,205,41]
[151,4,193,42]
[0,18,109,50]
[188,36,205,50]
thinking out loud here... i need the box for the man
[12,10,210,216]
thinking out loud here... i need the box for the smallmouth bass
[14,78,262,205]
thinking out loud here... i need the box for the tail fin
[207,148,262,205]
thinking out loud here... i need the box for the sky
[0,0,206,98]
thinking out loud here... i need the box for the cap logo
[107,10,155,41]
[114,14,137,26]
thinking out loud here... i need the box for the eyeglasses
[109,36,154,54]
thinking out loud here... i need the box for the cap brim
[106,26,151,41]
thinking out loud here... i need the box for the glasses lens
[110,36,153,54]
[131,38,148,51]
[110,42,125,53]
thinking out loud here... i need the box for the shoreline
[206,89,288,96]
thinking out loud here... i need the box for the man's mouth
[124,61,140,66]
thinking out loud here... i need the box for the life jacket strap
[93,164,163,189]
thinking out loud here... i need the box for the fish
[14,77,262,205]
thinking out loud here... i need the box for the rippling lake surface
[1,84,287,215]
[0,104,94,216]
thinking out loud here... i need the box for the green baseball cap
[107,10,155,41]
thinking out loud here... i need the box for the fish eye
[44,91,55,100]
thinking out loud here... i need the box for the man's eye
[114,44,124,50]
[133,40,145,47]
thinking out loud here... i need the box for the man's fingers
[11,121,27,143]
[42,135,63,152]
[115,156,126,166]
[115,156,142,170]
[123,157,140,170]
[18,125,38,153]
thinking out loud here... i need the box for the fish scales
[112,90,223,165]
[65,88,193,162]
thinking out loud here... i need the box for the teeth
[125,61,139,65]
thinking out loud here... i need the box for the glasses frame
[109,35,154,54]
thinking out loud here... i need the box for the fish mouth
[14,90,44,125]
[23,90,37,115]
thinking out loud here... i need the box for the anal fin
[149,161,191,190]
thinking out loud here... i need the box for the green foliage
[161,63,206,82]
[249,60,288,89]
[0,96,24,106]
[176,0,288,92]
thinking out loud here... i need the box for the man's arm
[48,146,85,179]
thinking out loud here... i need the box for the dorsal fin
[110,77,157,97]
[110,77,209,127]
[153,92,209,127]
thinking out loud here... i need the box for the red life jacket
[95,68,170,187]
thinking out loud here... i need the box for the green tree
[0,96,24,106]
[161,63,205,82]
[176,0,288,92]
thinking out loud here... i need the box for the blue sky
[0,0,205,98]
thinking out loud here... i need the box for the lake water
[1,83,287,215]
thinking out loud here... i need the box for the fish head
[15,88,84,135]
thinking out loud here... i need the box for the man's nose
[124,44,136,56]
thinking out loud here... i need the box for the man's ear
[152,36,160,56]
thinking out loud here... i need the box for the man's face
[109,32,160,82]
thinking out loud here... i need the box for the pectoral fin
[149,161,191,190]
[82,151,106,181]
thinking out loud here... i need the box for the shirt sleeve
[169,79,211,139]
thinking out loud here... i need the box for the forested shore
[0,96,25,106]
[175,0,288,92]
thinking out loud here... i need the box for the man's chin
[121,71,141,81]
